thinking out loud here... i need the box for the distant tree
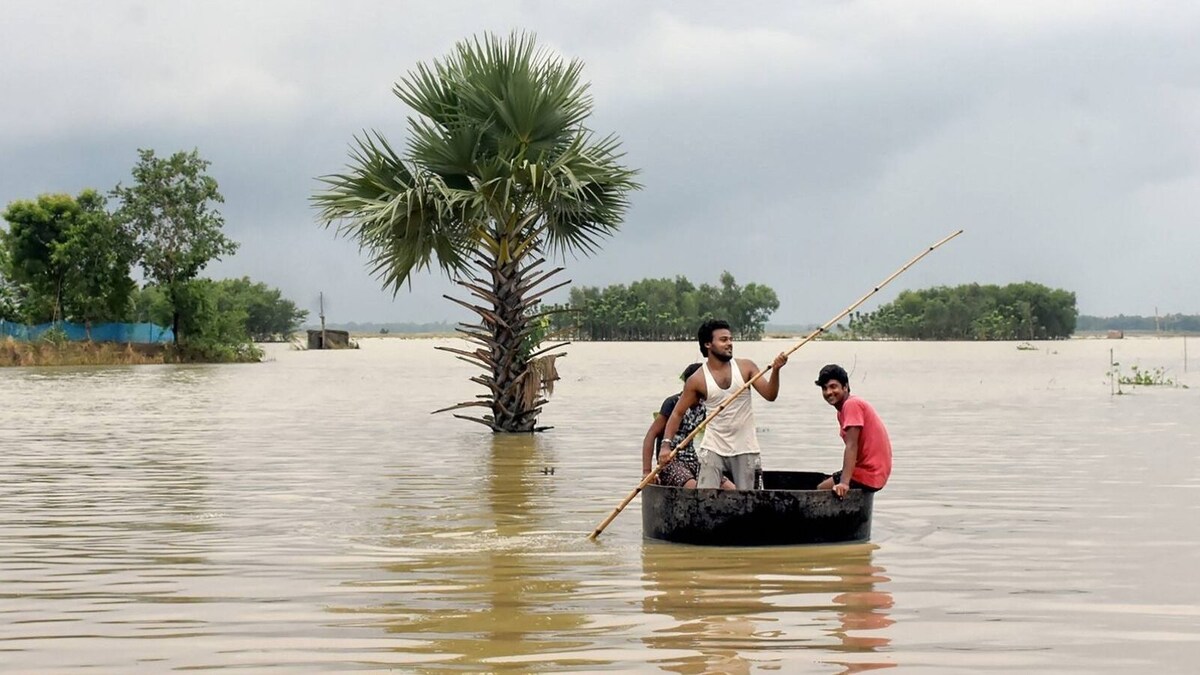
[54,190,138,331]
[131,280,260,362]
[0,269,19,323]
[132,277,305,342]
[558,272,780,341]
[314,32,639,432]
[1078,313,1200,333]
[1,190,136,326]
[111,149,239,345]
[214,277,308,340]
[0,226,18,322]
[1,193,77,322]
[131,283,170,326]
[718,272,780,340]
[173,279,260,361]
[850,282,1077,340]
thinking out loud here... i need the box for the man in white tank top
[660,319,789,489]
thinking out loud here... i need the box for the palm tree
[313,32,639,432]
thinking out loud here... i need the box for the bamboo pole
[587,229,965,540]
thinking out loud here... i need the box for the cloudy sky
[2,1,1197,324]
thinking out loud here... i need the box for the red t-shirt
[837,396,892,489]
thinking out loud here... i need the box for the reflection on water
[641,543,894,674]
[1,338,1199,671]
[361,434,594,669]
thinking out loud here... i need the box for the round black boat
[641,470,874,546]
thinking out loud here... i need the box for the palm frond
[312,131,478,291]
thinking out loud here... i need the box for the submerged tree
[314,32,639,432]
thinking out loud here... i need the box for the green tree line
[0,149,307,359]
[326,321,456,334]
[1077,314,1200,333]
[545,271,780,341]
[845,282,1077,340]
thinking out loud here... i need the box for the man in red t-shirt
[814,364,892,498]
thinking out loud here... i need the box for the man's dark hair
[681,362,703,381]
[815,364,850,387]
[697,319,731,357]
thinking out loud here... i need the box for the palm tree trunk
[490,256,536,432]
[434,254,566,433]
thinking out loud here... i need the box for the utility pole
[319,292,327,349]
[1110,348,1115,397]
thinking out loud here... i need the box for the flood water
[2,336,1198,673]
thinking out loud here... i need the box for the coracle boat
[641,470,874,546]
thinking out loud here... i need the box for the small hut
[307,329,354,350]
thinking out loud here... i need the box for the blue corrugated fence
[0,321,174,344]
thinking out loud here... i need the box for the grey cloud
[2,1,1198,324]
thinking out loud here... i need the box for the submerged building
[306,329,355,350]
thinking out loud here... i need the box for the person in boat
[814,364,892,498]
[661,319,788,490]
[641,363,710,488]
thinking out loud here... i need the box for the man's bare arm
[660,375,703,461]
[833,426,861,498]
[749,352,788,401]
[641,414,667,476]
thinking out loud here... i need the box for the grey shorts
[697,450,762,490]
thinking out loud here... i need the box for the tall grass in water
[1,337,164,367]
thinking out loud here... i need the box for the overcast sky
[2,1,1197,324]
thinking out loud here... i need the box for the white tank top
[699,359,759,456]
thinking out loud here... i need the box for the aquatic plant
[1107,352,1186,394]
[1118,364,1176,387]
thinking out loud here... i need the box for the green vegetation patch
[546,272,779,341]
[843,282,1077,341]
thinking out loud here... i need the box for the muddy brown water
[2,337,1197,672]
